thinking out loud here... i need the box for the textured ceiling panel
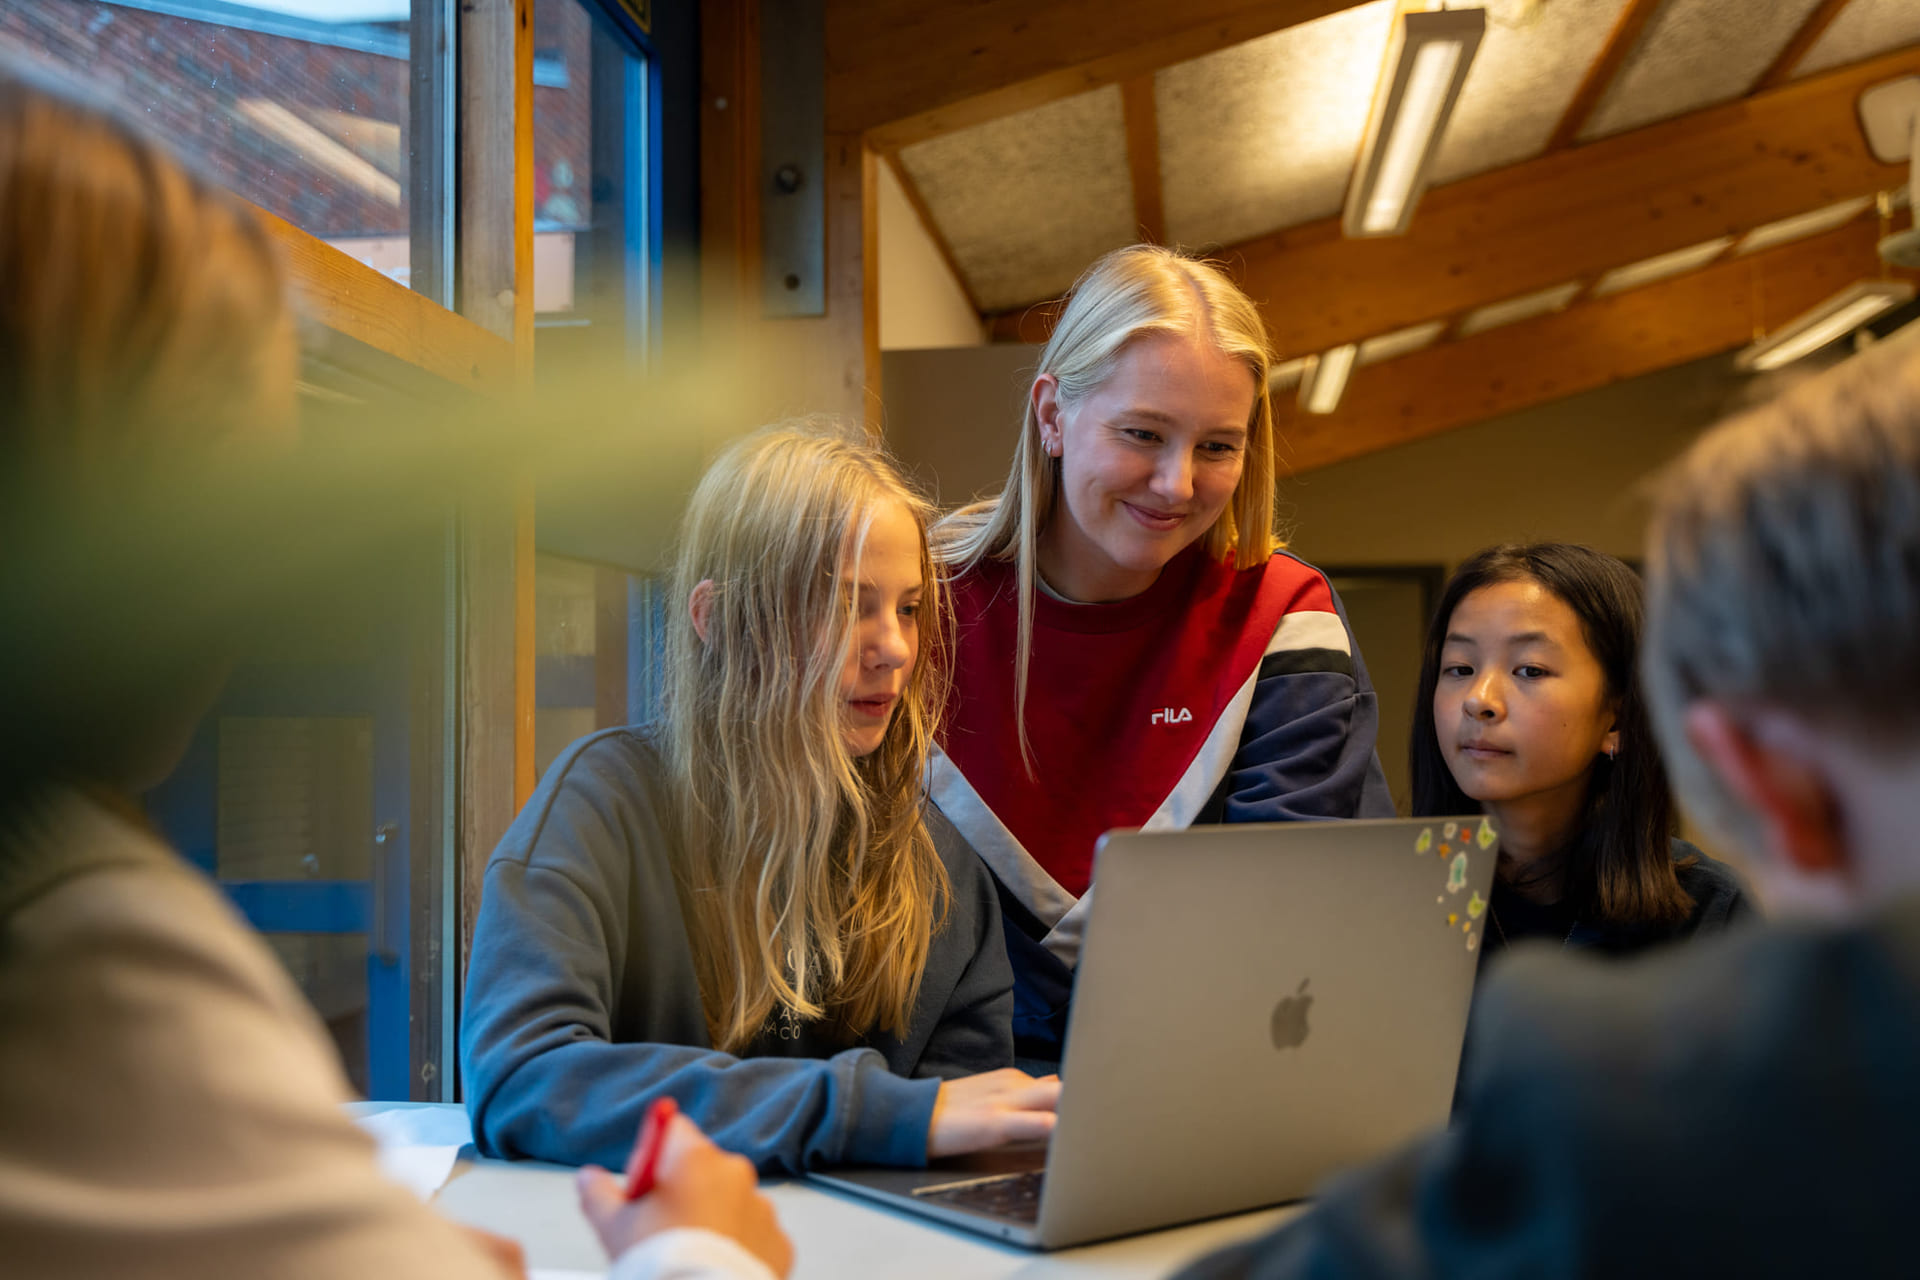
[897,88,1135,313]
[1429,0,1630,185]
[1795,0,1920,77]
[1157,0,1397,248]
[1457,281,1583,336]
[1581,0,1829,141]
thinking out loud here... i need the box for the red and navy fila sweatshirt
[932,544,1394,1055]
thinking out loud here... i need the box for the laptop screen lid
[1032,816,1499,1247]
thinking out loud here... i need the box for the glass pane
[217,716,374,881]
[535,552,662,781]
[532,0,654,347]
[266,932,370,1096]
[0,1,439,294]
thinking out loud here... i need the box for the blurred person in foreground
[1176,330,1920,1278]
[0,61,786,1279]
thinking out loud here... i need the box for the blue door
[145,607,417,1100]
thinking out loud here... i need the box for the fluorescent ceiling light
[1358,319,1446,365]
[1343,7,1486,238]
[1592,237,1734,297]
[1734,197,1873,257]
[1457,281,1582,337]
[1268,356,1313,391]
[1736,281,1915,372]
[1300,343,1358,415]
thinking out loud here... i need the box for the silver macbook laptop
[809,815,1501,1250]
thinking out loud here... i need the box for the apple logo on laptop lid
[1270,978,1312,1051]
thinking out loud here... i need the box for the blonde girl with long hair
[462,421,1059,1177]
[932,244,1395,1061]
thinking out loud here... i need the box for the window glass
[534,552,665,781]
[0,1,451,300]
[532,0,658,353]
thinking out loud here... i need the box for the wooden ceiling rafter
[1544,0,1666,152]
[1274,217,1911,474]
[827,0,1370,151]
[1752,0,1855,93]
[1120,75,1167,245]
[880,151,988,315]
[986,44,1919,359]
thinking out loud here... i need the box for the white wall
[877,162,985,352]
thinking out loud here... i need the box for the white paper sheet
[352,1105,472,1201]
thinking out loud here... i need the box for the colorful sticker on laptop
[1466,932,1479,953]
[1467,890,1487,919]
[1447,912,1459,926]
[1447,852,1468,894]
[1443,822,1458,840]
[1477,819,1497,850]
[1415,827,1433,855]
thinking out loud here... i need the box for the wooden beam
[1545,0,1663,152]
[1275,217,1910,474]
[259,212,514,395]
[829,0,1366,151]
[1753,0,1853,92]
[988,46,1917,359]
[1120,75,1165,244]
[881,151,985,314]
[455,0,537,988]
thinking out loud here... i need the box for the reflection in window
[534,553,667,782]
[532,0,658,356]
[0,1,442,295]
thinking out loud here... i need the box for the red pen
[623,1096,679,1200]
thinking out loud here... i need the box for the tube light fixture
[1300,344,1359,415]
[1734,281,1915,373]
[1342,7,1486,239]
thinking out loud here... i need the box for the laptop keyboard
[911,1169,1046,1223]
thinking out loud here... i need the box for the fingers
[574,1163,625,1227]
[1008,1079,1062,1111]
[993,1109,1058,1144]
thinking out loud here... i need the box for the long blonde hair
[931,244,1278,756]
[664,421,950,1053]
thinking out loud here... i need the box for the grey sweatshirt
[460,726,1016,1175]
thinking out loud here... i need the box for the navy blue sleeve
[1218,587,1396,824]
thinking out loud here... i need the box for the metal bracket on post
[760,0,826,317]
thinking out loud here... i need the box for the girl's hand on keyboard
[928,1068,1061,1157]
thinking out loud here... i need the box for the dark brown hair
[1411,543,1693,927]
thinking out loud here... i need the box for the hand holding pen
[576,1101,794,1278]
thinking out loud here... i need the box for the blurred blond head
[0,60,293,473]
[1643,331,1920,877]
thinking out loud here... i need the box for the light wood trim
[700,0,762,352]
[513,490,536,808]
[259,212,513,394]
[832,0,1366,150]
[1119,75,1165,244]
[853,138,883,434]
[456,0,538,986]
[1752,0,1853,92]
[1275,218,1910,474]
[987,46,1917,360]
[1545,0,1664,152]
[881,151,985,314]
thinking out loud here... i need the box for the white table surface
[370,1103,1301,1278]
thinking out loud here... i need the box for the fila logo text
[1150,707,1194,725]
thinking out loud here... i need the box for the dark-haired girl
[1412,544,1752,964]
